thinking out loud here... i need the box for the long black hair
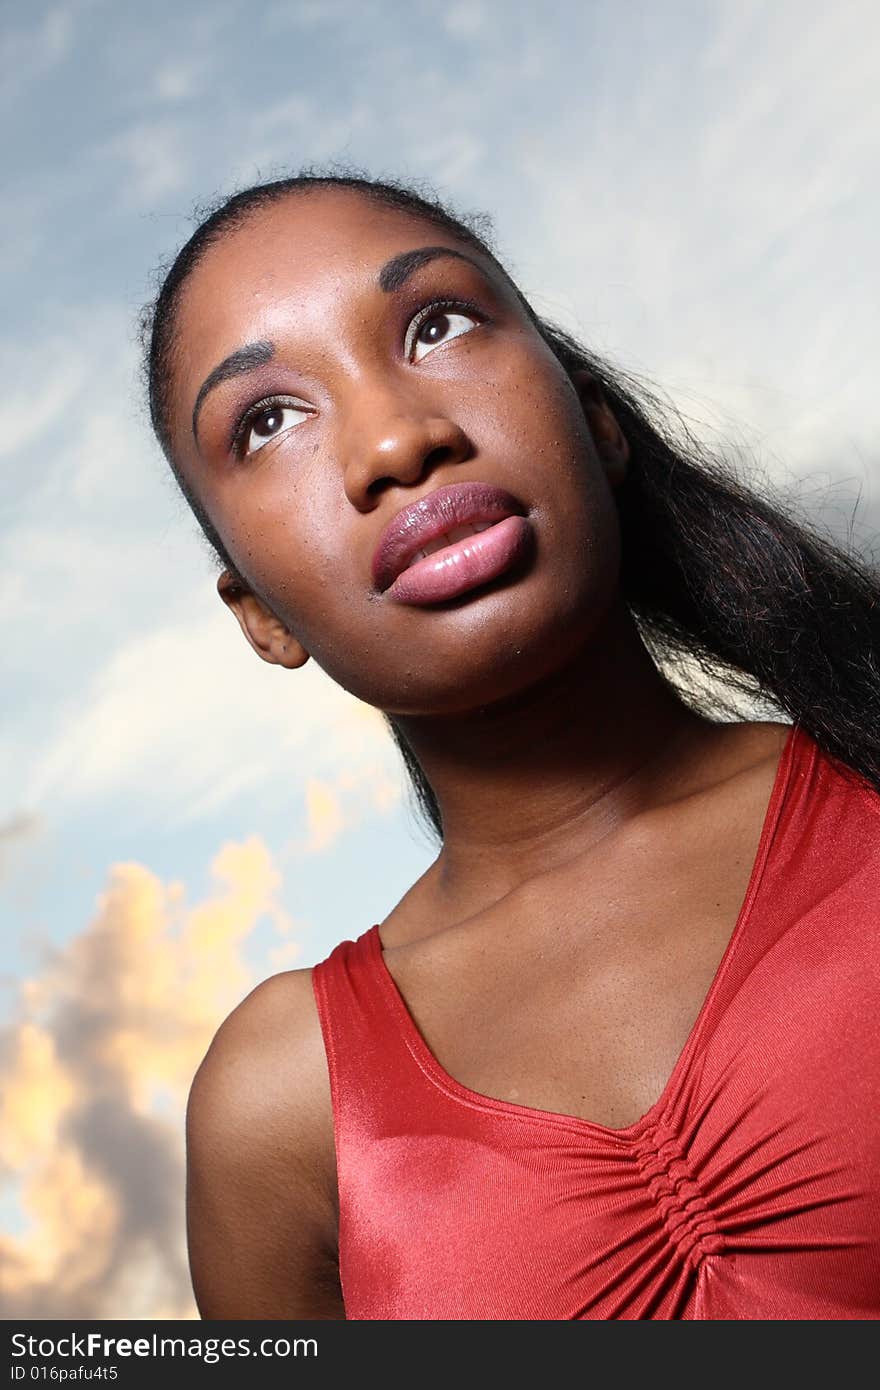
[140,167,880,843]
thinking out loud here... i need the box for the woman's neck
[392,595,718,906]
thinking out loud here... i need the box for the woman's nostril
[424,444,456,469]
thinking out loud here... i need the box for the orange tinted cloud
[0,835,298,1318]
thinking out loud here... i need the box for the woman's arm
[185,969,344,1319]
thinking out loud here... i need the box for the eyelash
[404,295,486,357]
[230,395,304,457]
[229,294,488,458]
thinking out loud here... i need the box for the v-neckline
[367,721,802,1142]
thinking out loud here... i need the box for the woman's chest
[381,803,766,1131]
[344,844,880,1320]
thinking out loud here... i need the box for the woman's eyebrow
[377,245,485,293]
[192,340,275,441]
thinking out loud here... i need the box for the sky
[2,0,878,1318]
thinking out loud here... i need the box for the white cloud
[101,120,190,207]
[0,814,44,882]
[0,302,147,502]
[0,315,118,476]
[444,2,488,38]
[410,131,485,188]
[22,593,403,832]
[0,2,76,97]
[507,0,880,514]
[153,58,209,104]
[241,93,374,176]
[263,0,359,29]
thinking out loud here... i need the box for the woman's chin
[369,603,614,721]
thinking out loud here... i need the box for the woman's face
[167,188,628,715]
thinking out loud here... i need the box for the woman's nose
[342,406,473,510]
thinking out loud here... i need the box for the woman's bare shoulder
[190,968,332,1151]
[186,967,343,1318]
[190,966,329,1118]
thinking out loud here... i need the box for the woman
[142,171,880,1319]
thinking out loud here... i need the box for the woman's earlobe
[216,571,310,669]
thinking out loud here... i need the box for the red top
[311,724,880,1319]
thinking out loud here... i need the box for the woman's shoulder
[185,966,343,1317]
[200,964,322,1052]
[187,965,337,1213]
[189,965,330,1143]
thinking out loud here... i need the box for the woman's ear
[216,572,310,670]
[571,369,629,489]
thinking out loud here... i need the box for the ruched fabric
[311,724,880,1319]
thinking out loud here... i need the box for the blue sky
[1,0,878,1317]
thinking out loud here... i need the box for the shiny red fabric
[311,724,880,1319]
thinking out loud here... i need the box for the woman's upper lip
[371,481,529,593]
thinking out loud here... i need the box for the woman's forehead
[193,188,484,297]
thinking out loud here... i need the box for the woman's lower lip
[384,515,533,605]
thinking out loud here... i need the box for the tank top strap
[311,923,435,1134]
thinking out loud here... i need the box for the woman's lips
[384,514,534,605]
[372,481,530,597]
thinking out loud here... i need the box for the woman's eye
[243,403,309,455]
[411,309,478,362]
